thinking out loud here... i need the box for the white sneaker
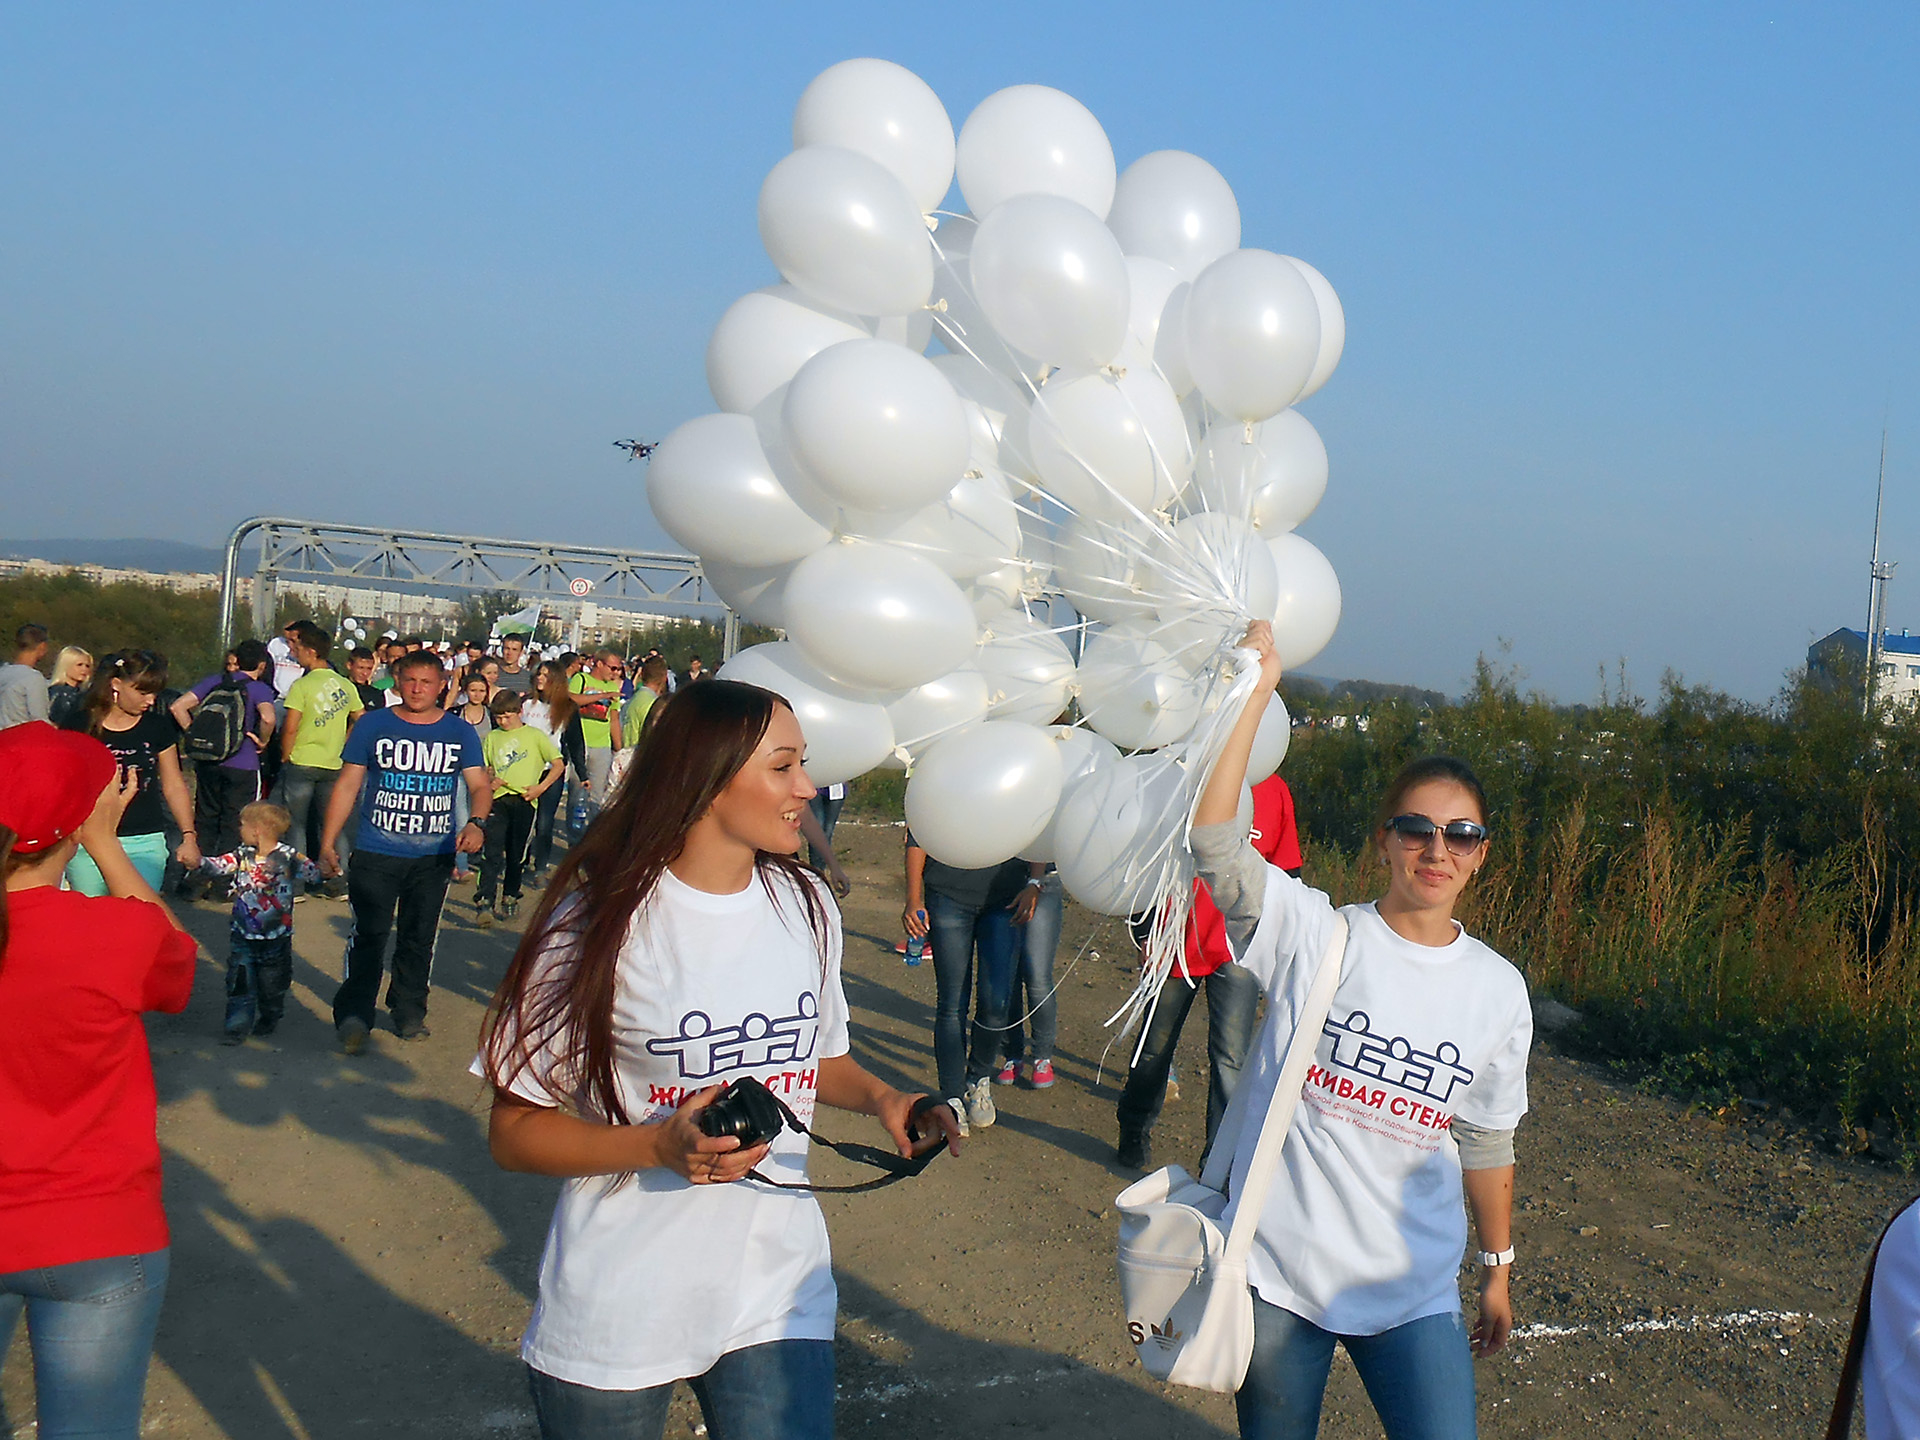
[945,1096,971,1139]
[965,1077,997,1130]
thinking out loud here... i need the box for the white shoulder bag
[1114,913,1350,1393]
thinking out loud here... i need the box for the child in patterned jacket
[197,802,322,1044]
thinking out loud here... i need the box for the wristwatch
[1477,1247,1515,1268]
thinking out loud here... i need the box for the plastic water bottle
[905,911,927,966]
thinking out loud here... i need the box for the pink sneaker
[1026,1059,1055,1089]
[993,1060,1019,1086]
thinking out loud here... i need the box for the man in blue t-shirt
[319,649,488,1052]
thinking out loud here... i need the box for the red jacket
[1183,774,1302,979]
[0,888,196,1270]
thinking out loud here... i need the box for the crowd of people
[0,614,1912,1439]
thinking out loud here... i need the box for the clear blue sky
[5,3,1917,701]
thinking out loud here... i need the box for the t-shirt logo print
[1321,1011,1475,1104]
[645,993,820,1079]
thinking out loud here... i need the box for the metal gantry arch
[217,517,739,656]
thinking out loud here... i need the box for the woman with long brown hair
[521,660,583,884]
[476,679,958,1440]
[64,650,199,895]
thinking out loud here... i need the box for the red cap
[0,722,117,854]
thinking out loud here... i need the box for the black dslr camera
[698,1076,790,1150]
[698,1076,949,1152]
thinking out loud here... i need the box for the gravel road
[5,817,1908,1438]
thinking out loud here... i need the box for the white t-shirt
[1865,1201,1920,1439]
[266,636,302,699]
[471,867,850,1388]
[1220,867,1532,1335]
[522,698,558,741]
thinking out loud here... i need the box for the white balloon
[870,307,935,352]
[905,721,1065,868]
[862,467,1022,579]
[1076,626,1204,750]
[1189,409,1329,533]
[974,612,1075,724]
[700,556,797,628]
[784,540,978,691]
[1265,532,1343,670]
[1116,256,1184,375]
[1155,281,1195,397]
[705,285,869,415]
[965,563,1024,622]
[793,58,955,213]
[969,194,1130,370]
[1284,255,1346,402]
[1052,754,1186,915]
[759,146,933,317]
[646,413,832,567]
[885,668,992,758]
[929,214,1038,384]
[1027,367,1190,520]
[1108,150,1242,281]
[955,84,1117,218]
[784,339,969,515]
[718,642,896,785]
[1246,693,1292,783]
[1184,249,1321,423]
[1019,724,1121,862]
[1052,514,1162,624]
[1153,513,1281,665]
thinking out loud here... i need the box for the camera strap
[745,1090,943,1195]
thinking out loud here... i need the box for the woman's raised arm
[1194,621,1284,828]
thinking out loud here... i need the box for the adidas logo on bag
[1127,1318,1183,1351]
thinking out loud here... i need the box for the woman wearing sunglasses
[1192,621,1532,1440]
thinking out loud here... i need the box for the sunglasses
[1384,814,1490,856]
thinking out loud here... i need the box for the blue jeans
[927,888,1019,1098]
[805,791,844,870]
[1237,1298,1476,1440]
[275,762,350,876]
[531,779,564,874]
[527,1338,834,1440]
[224,931,294,1036]
[0,1249,170,1440]
[1000,876,1062,1065]
[1117,961,1260,1159]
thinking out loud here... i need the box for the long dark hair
[81,649,167,735]
[479,680,829,1123]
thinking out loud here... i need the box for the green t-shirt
[621,688,656,747]
[484,724,561,797]
[570,672,620,749]
[284,667,364,770]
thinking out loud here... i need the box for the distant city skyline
[5,4,1918,703]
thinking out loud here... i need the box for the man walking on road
[567,647,623,829]
[319,649,488,1052]
[276,621,363,897]
[494,633,534,695]
[0,624,50,729]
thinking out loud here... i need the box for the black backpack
[183,675,252,764]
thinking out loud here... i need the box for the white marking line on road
[843,1364,1081,1404]
[1513,1308,1829,1342]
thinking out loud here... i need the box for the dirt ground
[5,817,1912,1438]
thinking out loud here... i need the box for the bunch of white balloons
[648,57,1344,943]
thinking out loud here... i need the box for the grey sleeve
[1451,1117,1516,1170]
[1190,819,1268,953]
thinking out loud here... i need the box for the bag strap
[1827,1193,1920,1439]
[1206,912,1349,1265]
[743,1088,942,1195]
